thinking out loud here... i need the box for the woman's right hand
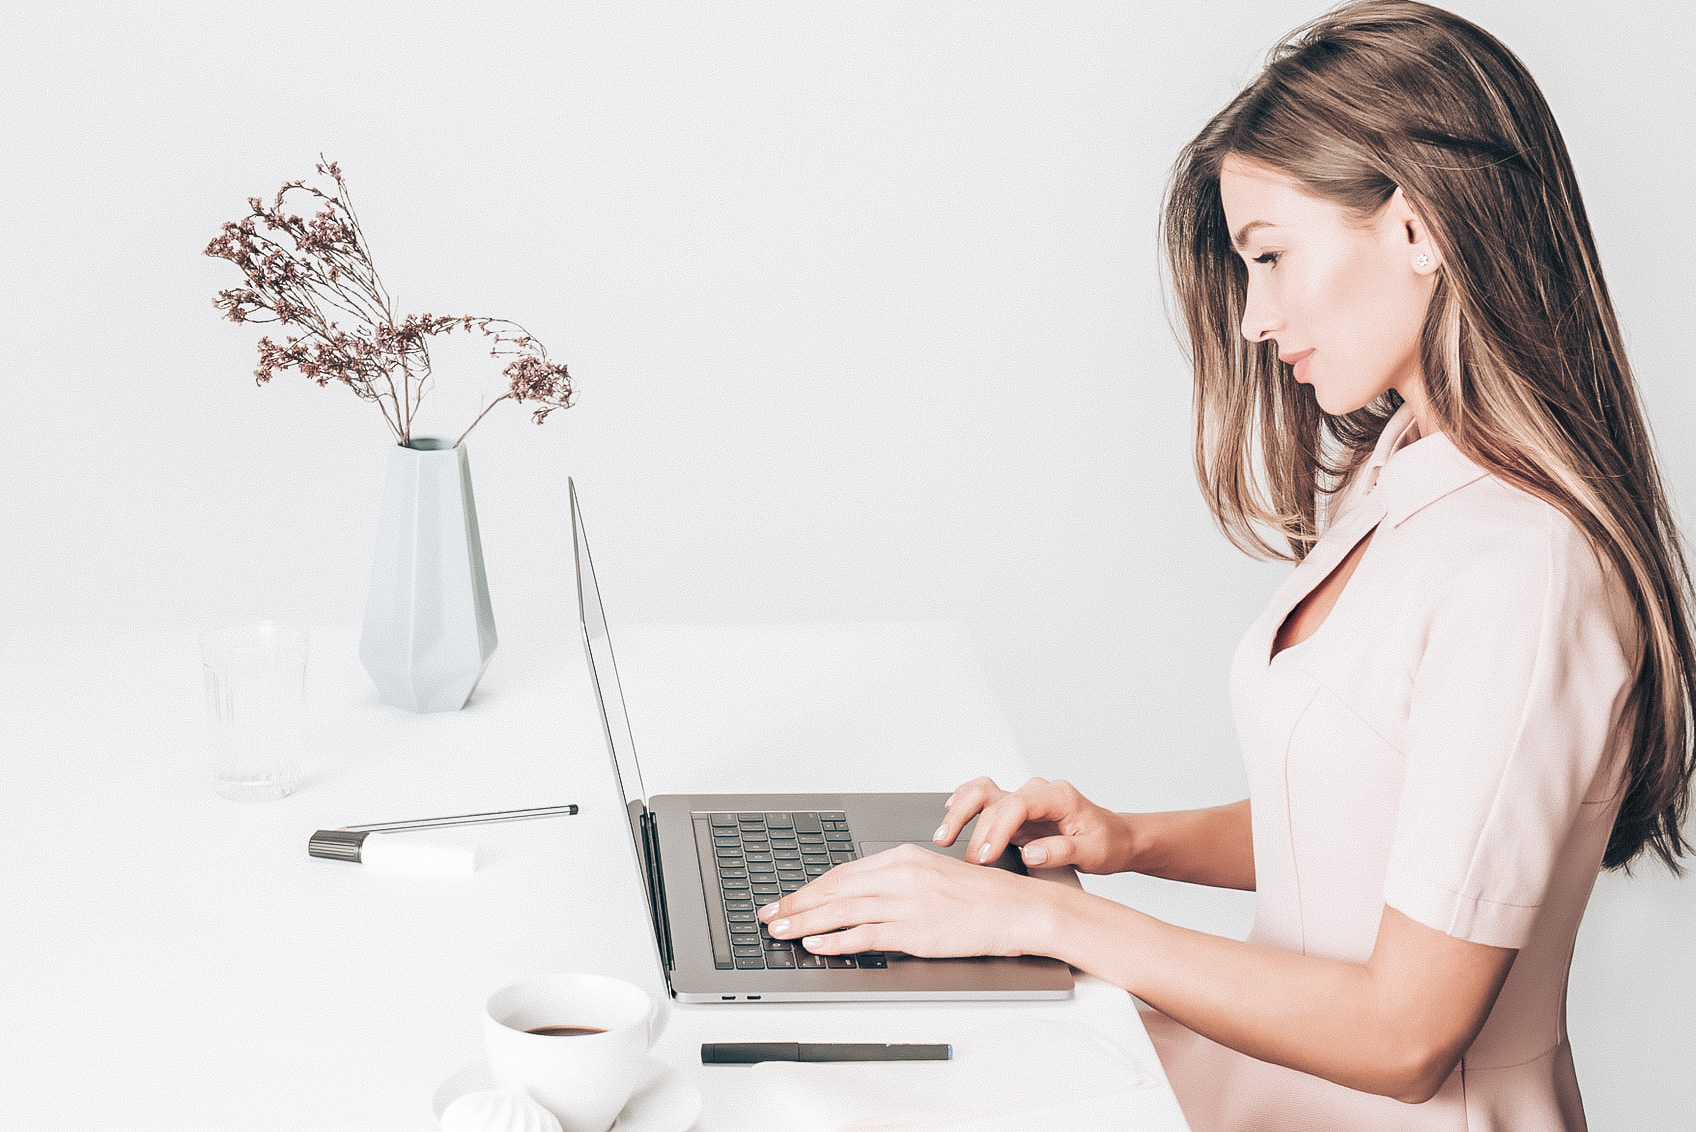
[933,776,1135,875]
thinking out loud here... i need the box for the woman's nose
[1240,279,1283,343]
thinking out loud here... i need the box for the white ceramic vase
[359,438,497,712]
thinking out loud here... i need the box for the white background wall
[3,1,1691,1125]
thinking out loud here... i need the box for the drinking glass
[199,623,308,801]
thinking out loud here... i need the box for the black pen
[702,1042,952,1064]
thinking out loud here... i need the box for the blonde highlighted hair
[1160,0,1694,870]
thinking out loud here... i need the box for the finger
[961,792,1026,864]
[1017,834,1075,868]
[757,870,844,923]
[758,849,904,923]
[964,778,1064,865]
[933,777,1005,846]
[950,775,1002,803]
[963,776,1058,863]
[939,777,1003,834]
[765,895,889,941]
[798,925,883,955]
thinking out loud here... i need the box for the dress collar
[1338,401,1491,530]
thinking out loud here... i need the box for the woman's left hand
[756,843,1065,958]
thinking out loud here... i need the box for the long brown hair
[1160,0,1694,871]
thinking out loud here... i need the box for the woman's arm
[1111,799,1256,890]
[763,847,1514,1103]
[980,789,1512,1094]
[1037,891,1516,1103]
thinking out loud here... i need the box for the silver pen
[308,803,579,861]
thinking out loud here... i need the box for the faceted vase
[359,438,497,712]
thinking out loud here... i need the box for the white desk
[0,620,1188,1131]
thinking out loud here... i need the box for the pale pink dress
[1144,403,1640,1131]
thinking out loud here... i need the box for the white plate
[432,1057,702,1132]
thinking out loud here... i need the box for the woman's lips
[1280,348,1315,382]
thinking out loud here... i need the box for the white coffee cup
[483,973,663,1132]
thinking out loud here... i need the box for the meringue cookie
[441,1086,564,1132]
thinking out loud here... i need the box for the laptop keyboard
[697,810,888,971]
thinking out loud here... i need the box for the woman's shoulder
[1385,455,1639,658]
[1377,436,1597,578]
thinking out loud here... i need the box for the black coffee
[525,1024,608,1037]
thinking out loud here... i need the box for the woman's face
[1218,154,1440,418]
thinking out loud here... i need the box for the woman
[758,2,1694,1128]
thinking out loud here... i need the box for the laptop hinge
[642,811,677,972]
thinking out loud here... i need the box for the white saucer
[432,1057,702,1132]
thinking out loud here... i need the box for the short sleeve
[1381,507,1636,950]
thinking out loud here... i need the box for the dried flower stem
[206,158,574,446]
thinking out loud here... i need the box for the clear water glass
[199,623,308,801]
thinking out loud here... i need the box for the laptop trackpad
[858,840,1024,872]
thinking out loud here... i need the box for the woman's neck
[1393,380,1439,440]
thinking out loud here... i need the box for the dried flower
[205,157,574,446]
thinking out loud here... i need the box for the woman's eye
[1253,252,1280,266]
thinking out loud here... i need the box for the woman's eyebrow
[1232,220,1277,249]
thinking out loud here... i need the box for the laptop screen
[570,481,664,942]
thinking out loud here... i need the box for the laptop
[571,479,1074,1003]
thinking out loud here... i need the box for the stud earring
[1413,253,1431,270]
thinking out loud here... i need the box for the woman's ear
[1391,187,1442,275]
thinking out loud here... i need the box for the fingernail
[933,824,948,842]
[946,793,957,806]
[770,919,790,936]
[802,936,823,950]
[758,905,775,921]
[1023,845,1048,865]
[977,844,992,863]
